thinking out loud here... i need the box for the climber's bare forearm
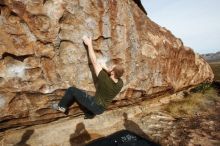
[82,35,102,76]
[87,44,97,65]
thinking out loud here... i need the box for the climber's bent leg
[70,86,105,115]
[58,86,104,115]
[74,90,105,115]
[58,87,78,109]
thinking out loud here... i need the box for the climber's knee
[67,86,75,92]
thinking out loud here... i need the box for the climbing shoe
[51,103,66,113]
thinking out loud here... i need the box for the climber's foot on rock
[84,112,95,119]
[51,103,66,113]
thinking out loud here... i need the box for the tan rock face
[0,0,213,130]
[1,88,220,146]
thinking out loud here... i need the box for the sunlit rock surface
[1,87,219,146]
[0,0,214,135]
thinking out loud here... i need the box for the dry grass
[164,61,220,117]
[164,86,219,117]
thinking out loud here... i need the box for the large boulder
[0,0,213,130]
[2,89,220,146]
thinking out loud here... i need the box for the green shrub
[190,83,211,93]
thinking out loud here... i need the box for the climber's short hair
[112,65,124,79]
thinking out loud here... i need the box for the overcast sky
[142,0,220,54]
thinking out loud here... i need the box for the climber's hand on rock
[82,35,92,46]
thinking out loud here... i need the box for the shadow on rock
[69,122,91,146]
[14,129,34,146]
[86,113,160,146]
[123,113,161,146]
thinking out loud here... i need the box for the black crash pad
[86,130,160,146]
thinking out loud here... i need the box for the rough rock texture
[0,0,214,131]
[1,87,219,146]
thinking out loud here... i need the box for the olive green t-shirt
[94,69,123,108]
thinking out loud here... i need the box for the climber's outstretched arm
[82,35,102,77]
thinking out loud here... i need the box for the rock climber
[52,35,124,118]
